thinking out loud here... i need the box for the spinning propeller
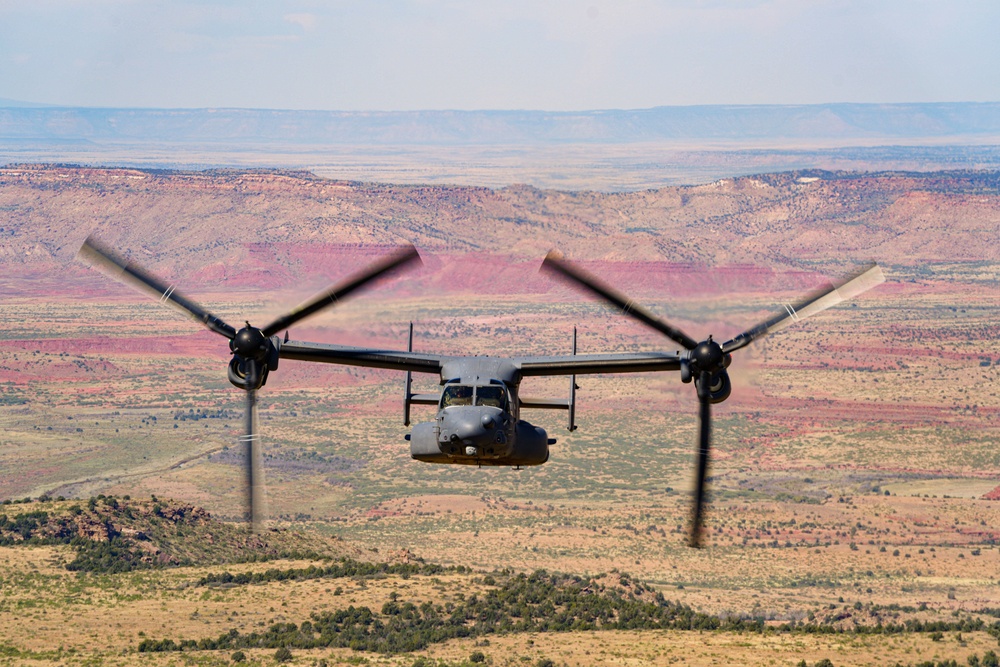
[78,236,420,531]
[542,252,884,548]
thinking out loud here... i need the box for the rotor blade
[541,251,698,350]
[261,245,421,338]
[689,372,712,549]
[721,263,885,354]
[241,386,266,532]
[78,235,236,339]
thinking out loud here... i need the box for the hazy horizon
[4,99,1000,113]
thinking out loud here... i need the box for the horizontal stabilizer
[520,397,572,410]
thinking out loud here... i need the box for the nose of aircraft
[441,406,504,449]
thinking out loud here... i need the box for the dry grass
[1,167,999,665]
[2,544,998,667]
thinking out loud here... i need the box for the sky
[1,0,998,111]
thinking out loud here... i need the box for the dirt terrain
[0,165,998,665]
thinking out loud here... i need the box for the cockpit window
[440,384,509,410]
[475,386,507,410]
[441,385,473,408]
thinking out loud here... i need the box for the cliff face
[0,165,997,296]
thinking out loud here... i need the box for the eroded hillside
[0,166,997,295]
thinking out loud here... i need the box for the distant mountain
[1,103,999,145]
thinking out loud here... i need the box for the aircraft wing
[513,351,681,377]
[281,342,681,377]
[279,340,447,374]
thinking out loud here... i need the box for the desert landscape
[0,164,998,666]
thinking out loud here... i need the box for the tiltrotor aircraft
[79,237,883,547]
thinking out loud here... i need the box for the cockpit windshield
[475,386,507,409]
[440,384,509,411]
[441,385,473,408]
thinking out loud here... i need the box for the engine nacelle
[228,356,271,389]
[227,336,281,390]
[697,370,732,404]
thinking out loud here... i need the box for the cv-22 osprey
[79,237,883,546]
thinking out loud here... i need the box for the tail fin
[568,327,578,432]
[403,322,414,426]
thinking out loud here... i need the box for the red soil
[983,486,1000,500]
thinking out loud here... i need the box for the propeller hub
[692,338,724,372]
[232,326,269,361]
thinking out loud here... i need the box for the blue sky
[1,0,997,110]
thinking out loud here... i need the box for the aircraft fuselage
[408,357,551,467]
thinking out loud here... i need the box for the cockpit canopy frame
[440,380,510,411]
